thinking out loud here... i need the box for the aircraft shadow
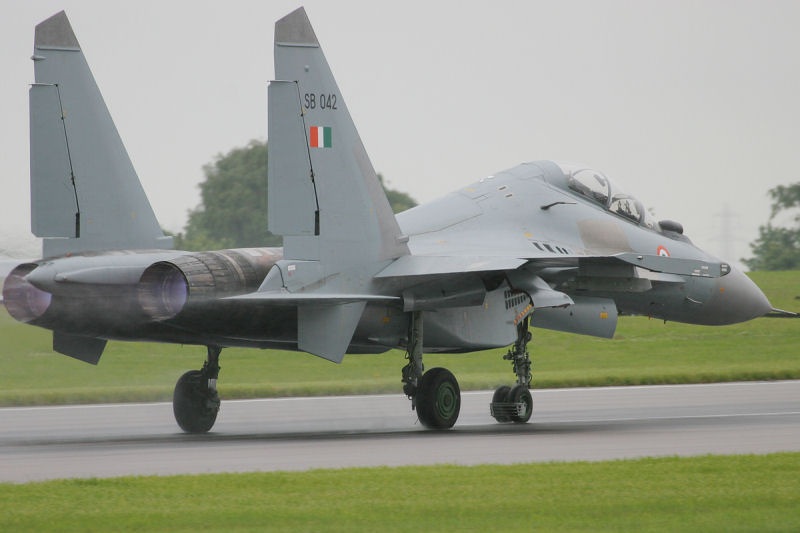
[2,414,751,449]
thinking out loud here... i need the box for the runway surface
[1,381,798,483]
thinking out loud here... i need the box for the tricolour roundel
[657,246,670,257]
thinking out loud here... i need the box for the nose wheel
[173,345,222,433]
[490,317,533,424]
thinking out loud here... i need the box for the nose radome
[711,267,772,324]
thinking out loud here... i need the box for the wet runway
[1,381,798,482]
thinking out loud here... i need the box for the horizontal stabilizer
[53,331,106,364]
[228,289,400,306]
[298,301,367,363]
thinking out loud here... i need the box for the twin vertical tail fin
[269,7,408,268]
[265,8,409,362]
[30,11,171,258]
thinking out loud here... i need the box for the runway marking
[458,410,800,427]
[2,380,797,412]
[519,380,800,394]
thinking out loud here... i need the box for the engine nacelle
[2,263,52,323]
[138,248,282,320]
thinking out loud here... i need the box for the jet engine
[2,263,52,323]
[138,248,282,320]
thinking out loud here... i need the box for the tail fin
[269,7,408,268]
[30,11,171,258]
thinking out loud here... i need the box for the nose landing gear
[490,317,533,424]
[173,345,222,433]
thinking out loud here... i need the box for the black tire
[491,385,512,422]
[417,367,461,429]
[508,384,532,424]
[173,370,219,433]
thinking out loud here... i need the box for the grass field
[0,271,797,406]
[1,453,798,532]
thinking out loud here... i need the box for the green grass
[1,271,798,406]
[1,453,798,532]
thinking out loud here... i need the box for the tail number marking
[304,93,338,110]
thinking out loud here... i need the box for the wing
[366,250,731,339]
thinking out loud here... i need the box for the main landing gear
[173,345,222,433]
[402,311,461,429]
[490,317,533,424]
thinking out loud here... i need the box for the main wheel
[416,367,461,429]
[508,384,532,424]
[491,385,512,422]
[173,370,219,433]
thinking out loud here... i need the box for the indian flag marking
[309,126,332,148]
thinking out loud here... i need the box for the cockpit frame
[554,161,660,232]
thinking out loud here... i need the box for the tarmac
[1,380,798,482]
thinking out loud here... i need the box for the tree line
[743,183,800,270]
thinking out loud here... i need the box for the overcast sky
[2,0,798,268]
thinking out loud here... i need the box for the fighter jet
[3,8,786,433]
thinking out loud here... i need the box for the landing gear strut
[402,311,461,429]
[490,317,533,424]
[173,345,222,433]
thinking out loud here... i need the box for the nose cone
[705,267,772,325]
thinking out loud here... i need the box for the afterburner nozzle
[138,262,189,321]
[2,264,52,323]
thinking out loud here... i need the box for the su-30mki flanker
[4,8,788,433]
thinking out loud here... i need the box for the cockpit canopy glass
[566,167,610,205]
[609,194,642,223]
[641,208,659,230]
[555,161,656,228]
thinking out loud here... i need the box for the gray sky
[2,0,798,268]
